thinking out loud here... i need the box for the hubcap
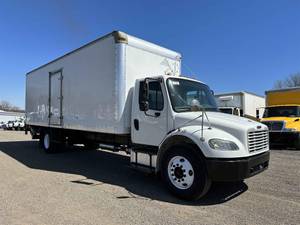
[167,156,194,190]
[44,134,50,149]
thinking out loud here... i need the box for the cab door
[132,80,168,146]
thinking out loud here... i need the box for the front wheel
[161,146,211,200]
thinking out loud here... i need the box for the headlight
[208,139,239,151]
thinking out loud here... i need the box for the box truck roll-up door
[49,70,63,126]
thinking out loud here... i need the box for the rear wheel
[40,131,59,153]
[161,146,211,200]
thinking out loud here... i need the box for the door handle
[134,119,139,130]
[155,112,161,117]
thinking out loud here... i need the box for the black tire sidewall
[161,145,211,200]
[40,131,55,153]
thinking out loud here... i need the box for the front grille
[248,130,269,153]
[262,121,284,131]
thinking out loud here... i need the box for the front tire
[161,146,211,200]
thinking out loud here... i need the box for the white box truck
[26,31,270,200]
[215,91,265,120]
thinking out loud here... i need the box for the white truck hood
[174,111,265,131]
[173,111,268,157]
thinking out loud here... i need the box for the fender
[156,131,203,173]
[156,125,249,173]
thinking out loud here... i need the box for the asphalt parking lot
[0,130,299,225]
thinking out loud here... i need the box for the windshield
[263,106,300,118]
[219,108,233,114]
[167,78,218,112]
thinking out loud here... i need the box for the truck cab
[261,105,300,147]
[130,75,269,199]
[261,87,300,148]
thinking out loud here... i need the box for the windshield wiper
[175,106,192,112]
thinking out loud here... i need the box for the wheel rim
[44,134,50,149]
[167,156,194,190]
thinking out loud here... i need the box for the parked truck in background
[215,91,265,120]
[25,31,270,200]
[6,121,14,130]
[13,117,25,131]
[261,87,300,148]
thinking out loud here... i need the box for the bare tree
[274,73,300,89]
[274,80,285,89]
[0,100,21,111]
[0,100,12,111]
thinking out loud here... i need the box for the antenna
[182,62,196,77]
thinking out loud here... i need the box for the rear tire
[161,145,211,200]
[40,131,58,153]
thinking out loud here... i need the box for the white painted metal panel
[26,68,49,126]
[215,94,243,108]
[26,31,182,135]
[215,92,265,118]
[118,42,181,134]
[26,35,118,133]
[131,80,169,146]
[0,111,24,123]
[243,93,265,118]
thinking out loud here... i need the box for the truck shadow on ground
[0,140,248,206]
[270,145,299,151]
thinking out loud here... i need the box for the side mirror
[139,80,149,111]
[210,90,215,96]
[142,81,149,100]
[233,107,239,116]
[256,109,259,119]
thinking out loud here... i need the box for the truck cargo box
[215,91,265,119]
[26,31,181,134]
[265,87,300,106]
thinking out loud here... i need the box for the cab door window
[148,82,164,111]
[139,81,164,111]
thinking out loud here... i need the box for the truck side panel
[215,94,242,108]
[26,36,119,133]
[243,93,265,119]
[26,32,182,135]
